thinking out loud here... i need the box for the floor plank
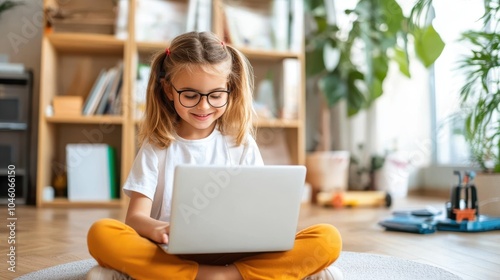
[3,195,499,280]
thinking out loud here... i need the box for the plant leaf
[414,24,445,67]
[394,47,411,77]
[305,41,326,77]
[346,70,366,116]
[319,71,347,107]
[381,0,405,37]
[368,77,383,104]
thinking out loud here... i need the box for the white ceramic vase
[305,151,350,194]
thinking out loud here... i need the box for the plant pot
[475,173,500,217]
[305,151,350,203]
[375,153,410,198]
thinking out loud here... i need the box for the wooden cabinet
[36,0,305,207]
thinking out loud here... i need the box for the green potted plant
[452,0,499,216]
[456,1,499,172]
[304,0,444,197]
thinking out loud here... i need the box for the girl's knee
[318,224,342,245]
[308,224,342,261]
[87,219,123,252]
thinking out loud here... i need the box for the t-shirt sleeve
[122,142,158,200]
[242,134,264,166]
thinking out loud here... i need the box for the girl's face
[166,65,229,140]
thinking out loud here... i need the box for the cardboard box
[53,96,83,116]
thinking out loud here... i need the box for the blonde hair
[138,31,255,149]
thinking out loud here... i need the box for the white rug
[15,251,462,280]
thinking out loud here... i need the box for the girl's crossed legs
[87,219,342,279]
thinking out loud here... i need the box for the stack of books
[82,62,123,116]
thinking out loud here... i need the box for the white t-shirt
[123,128,264,222]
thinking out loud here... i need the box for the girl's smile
[191,112,213,121]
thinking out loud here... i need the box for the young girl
[86,31,343,280]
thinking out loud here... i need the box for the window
[432,0,485,165]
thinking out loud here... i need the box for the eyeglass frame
[170,84,231,108]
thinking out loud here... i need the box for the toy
[317,190,392,208]
[446,171,478,222]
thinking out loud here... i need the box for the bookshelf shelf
[254,118,301,128]
[238,47,301,61]
[45,115,125,124]
[40,198,124,208]
[47,32,125,54]
[137,41,170,54]
[135,118,300,129]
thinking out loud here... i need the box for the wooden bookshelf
[45,115,125,124]
[254,118,302,128]
[47,32,126,54]
[37,0,305,207]
[237,47,301,61]
[39,198,124,208]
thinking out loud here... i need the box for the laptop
[161,164,306,254]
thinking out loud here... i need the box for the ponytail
[219,45,255,145]
[138,51,178,148]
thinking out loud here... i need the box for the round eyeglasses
[171,85,230,108]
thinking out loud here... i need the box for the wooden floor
[4,195,500,280]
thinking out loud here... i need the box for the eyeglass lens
[179,91,229,108]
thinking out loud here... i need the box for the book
[97,62,123,115]
[84,70,114,115]
[196,0,212,32]
[114,0,129,39]
[82,69,107,115]
[186,0,198,32]
[134,63,151,119]
[95,67,117,115]
[289,0,304,52]
[281,58,300,119]
[109,82,123,115]
[254,71,278,119]
[66,144,118,201]
[272,0,290,51]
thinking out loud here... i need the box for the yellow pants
[87,219,342,280]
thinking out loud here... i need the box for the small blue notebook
[378,215,437,234]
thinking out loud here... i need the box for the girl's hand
[126,192,171,244]
[153,223,170,244]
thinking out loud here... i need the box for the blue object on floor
[378,215,437,234]
[436,215,500,232]
[379,209,500,234]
